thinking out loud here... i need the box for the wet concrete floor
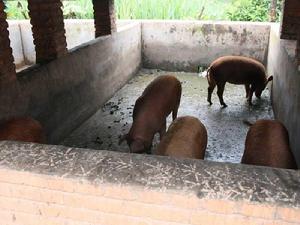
[62,69,274,163]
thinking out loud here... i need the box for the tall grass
[115,0,231,20]
[5,0,232,20]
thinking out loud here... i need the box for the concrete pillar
[92,0,117,38]
[28,0,67,64]
[0,1,16,83]
[280,0,300,40]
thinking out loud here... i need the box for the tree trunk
[269,0,277,22]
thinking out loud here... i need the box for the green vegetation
[115,0,230,20]
[4,0,282,22]
[5,1,29,19]
[227,0,282,22]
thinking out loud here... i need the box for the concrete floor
[62,69,274,163]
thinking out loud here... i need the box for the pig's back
[210,56,266,84]
[156,116,207,159]
[242,120,297,169]
[134,75,181,119]
[0,117,46,144]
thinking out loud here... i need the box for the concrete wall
[1,22,142,143]
[8,20,131,67]
[0,141,299,225]
[142,21,271,72]
[267,24,300,166]
[8,21,25,68]
[9,20,271,71]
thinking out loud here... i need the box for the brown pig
[155,116,207,159]
[0,117,46,144]
[207,56,273,107]
[120,75,182,153]
[241,119,297,169]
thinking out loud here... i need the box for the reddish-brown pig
[155,116,207,159]
[242,119,297,169]
[207,56,273,107]
[0,117,46,144]
[120,75,182,153]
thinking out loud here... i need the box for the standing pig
[242,119,297,169]
[155,116,207,159]
[120,75,182,153]
[0,117,47,144]
[207,56,273,107]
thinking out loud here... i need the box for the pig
[207,56,273,107]
[155,116,207,159]
[119,75,182,153]
[0,117,46,144]
[241,119,297,169]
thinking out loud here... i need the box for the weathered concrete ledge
[0,141,299,208]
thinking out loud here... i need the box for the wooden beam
[28,0,67,64]
[92,0,116,38]
[0,1,16,83]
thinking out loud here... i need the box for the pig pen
[1,20,299,225]
[62,69,273,163]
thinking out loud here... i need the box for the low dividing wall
[9,20,271,72]
[142,21,271,72]
[1,22,142,143]
[8,20,132,67]
[0,141,299,225]
[267,24,300,167]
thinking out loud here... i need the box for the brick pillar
[0,1,16,83]
[297,32,300,70]
[92,0,117,38]
[28,0,67,64]
[280,0,300,39]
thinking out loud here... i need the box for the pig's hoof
[207,101,213,105]
[221,104,228,108]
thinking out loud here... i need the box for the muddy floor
[61,69,274,163]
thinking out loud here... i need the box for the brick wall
[280,0,300,69]
[27,0,67,64]
[280,0,300,40]
[0,2,16,83]
[297,32,300,70]
[92,0,117,37]
[0,168,299,225]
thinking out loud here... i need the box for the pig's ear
[118,134,128,145]
[267,75,273,83]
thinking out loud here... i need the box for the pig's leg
[207,83,216,105]
[172,103,179,121]
[217,83,227,107]
[245,84,250,98]
[248,86,255,105]
[159,120,167,140]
